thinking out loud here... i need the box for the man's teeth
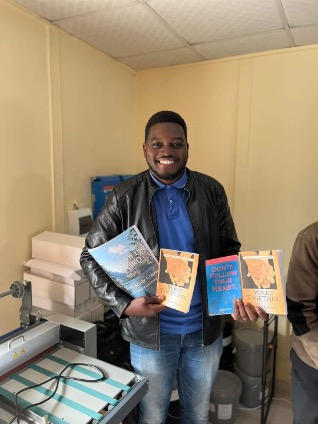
[158,159,175,164]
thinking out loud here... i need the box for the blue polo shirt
[150,170,202,334]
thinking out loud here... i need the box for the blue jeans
[290,349,318,424]
[130,330,223,424]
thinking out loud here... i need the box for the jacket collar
[148,169,188,189]
[145,168,192,198]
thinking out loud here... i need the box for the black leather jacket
[80,169,241,349]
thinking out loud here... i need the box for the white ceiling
[12,0,318,70]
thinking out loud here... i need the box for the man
[80,111,267,424]
[286,221,318,424]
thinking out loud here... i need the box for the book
[205,255,242,315]
[206,250,287,316]
[156,249,199,313]
[88,225,158,298]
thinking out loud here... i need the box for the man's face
[143,122,189,185]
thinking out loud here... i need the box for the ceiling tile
[13,0,137,21]
[281,0,318,27]
[56,3,185,58]
[10,0,318,70]
[119,47,203,70]
[291,25,318,46]
[193,30,290,60]
[146,0,283,44]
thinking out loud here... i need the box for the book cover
[206,255,242,315]
[88,225,158,298]
[206,250,287,316]
[156,249,199,313]
[239,250,287,316]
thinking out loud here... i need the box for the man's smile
[156,158,177,165]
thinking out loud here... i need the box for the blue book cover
[205,255,242,315]
[88,225,158,298]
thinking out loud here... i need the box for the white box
[25,258,87,286]
[90,285,97,298]
[31,296,99,318]
[32,231,85,268]
[77,310,92,322]
[91,302,104,322]
[24,272,90,306]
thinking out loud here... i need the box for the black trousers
[290,349,318,424]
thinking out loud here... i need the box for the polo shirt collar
[149,169,188,189]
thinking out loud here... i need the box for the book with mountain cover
[205,250,287,315]
[88,225,158,298]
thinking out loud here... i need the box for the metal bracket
[19,280,34,327]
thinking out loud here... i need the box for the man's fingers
[144,295,165,304]
[231,299,268,322]
[255,306,269,321]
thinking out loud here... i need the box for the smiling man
[143,118,188,184]
[81,111,267,424]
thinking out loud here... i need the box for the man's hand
[123,295,166,317]
[231,298,269,322]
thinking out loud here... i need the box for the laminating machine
[0,281,147,424]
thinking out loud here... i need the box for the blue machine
[91,175,134,220]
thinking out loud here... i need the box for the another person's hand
[231,298,269,322]
[123,295,166,317]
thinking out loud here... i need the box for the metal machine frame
[0,281,148,424]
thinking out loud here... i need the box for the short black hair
[145,111,187,142]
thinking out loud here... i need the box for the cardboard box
[32,231,85,268]
[90,285,97,298]
[31,296,99,318]
[77,310,92,322]
[25,258,87,286]
[91,302,104,322]
[76,301,104,322]
[24,272,90,306]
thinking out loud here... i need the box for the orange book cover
[239,250,287,315]
[156,249,199,313]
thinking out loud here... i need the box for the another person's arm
[286,230,318,367]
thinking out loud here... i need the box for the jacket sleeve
[80,191,132,318]
[286,231,318,367]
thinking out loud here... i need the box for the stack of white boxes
[24,231,104,322]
